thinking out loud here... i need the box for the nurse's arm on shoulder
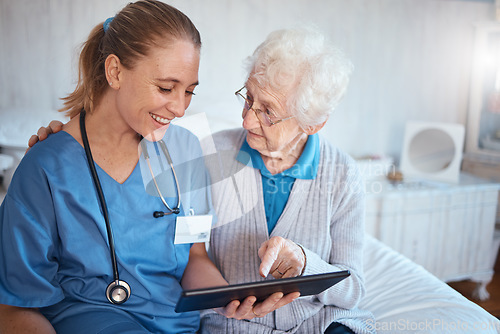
[0,304,56,334]
[26,120,64,153]
[259,236,306,279]
[182,243,299,321]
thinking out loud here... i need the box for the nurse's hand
[259,236,306,279]
[214,291,300,320]
[26,120,64,153]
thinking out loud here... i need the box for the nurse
[0,1,297,333]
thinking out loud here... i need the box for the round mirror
[408,128,456,173]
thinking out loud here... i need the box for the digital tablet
[175,270,350,313]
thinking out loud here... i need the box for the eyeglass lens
[236,89,273,126]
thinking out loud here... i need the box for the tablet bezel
[175,270,350,313]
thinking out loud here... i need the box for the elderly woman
[202,27,374,333]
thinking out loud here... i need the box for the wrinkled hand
[258,236,306,279]
[26,120,64,153]
[213,291,300,320]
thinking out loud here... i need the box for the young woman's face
[116,39,200,141]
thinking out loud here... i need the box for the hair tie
[103,17,114,33]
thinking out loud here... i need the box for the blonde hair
[60,0,201,118]
[246,26,353,128]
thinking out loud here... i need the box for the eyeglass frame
[235,87,295,127]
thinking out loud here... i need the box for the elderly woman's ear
[303,119,328,135]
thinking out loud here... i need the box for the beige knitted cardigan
[200,128,375,334]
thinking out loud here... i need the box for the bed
[361,235,500,333]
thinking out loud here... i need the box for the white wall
[0,0,495,160]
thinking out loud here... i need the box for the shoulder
[165,124,200,143]
[20,131,80,171]
[209,128,246,151]
[7,131,81,202]
[317,134,356,165]
[317,134,361,179]
[164,124,202,149]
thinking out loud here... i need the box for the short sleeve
[0,153,64,307]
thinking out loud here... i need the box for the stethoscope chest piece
[106,280,131,305]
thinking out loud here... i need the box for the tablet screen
[175,270,350,313]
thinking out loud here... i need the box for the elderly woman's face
[242,77,305,157]
[115,39,200,141]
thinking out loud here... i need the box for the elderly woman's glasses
[235,87,294,127]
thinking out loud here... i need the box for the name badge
[174,215,212,244]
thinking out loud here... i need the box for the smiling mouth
[149,112,171,126]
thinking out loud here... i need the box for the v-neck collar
[61,131,140,187]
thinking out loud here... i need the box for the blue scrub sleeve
[0,155,64,307]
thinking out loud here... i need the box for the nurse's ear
[105,54,121,90]
[303,118,328,135]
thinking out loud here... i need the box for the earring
[109,82,113,86]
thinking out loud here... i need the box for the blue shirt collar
[237,133,319,179]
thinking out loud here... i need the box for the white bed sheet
[361,235,500,333]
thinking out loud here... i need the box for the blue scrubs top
[237,134,319,234]
[0,125,214,334]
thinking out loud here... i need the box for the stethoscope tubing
[79,110,182,304]
[140,139,181,215]
[79,111,121,285]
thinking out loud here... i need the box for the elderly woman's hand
[258,236,306,279]
[26,120,64,153]
[214,291,300,320]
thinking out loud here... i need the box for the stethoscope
[79,110,181,304]
[140,139,181,218]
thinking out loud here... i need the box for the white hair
[245,26,353,128]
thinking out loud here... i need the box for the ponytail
[60,25,107,118]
